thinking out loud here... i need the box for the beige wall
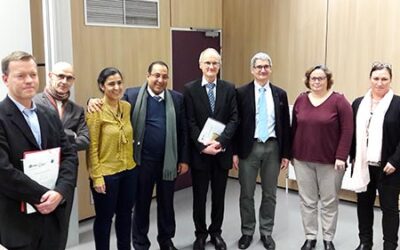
[223,0,327,103]
[326,0,400,101]
[222,0,400,103]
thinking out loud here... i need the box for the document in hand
[22,147,60,214]
[197,118,226,144]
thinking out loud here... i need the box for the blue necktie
[258,87,268,142]
[206,83,216,113]
[153,95,162,102]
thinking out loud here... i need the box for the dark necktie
[153,95,162,102]
[206,83,215,112]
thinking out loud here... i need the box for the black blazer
[184,79,239,170]
[0,96,77,248]
[234,81,291,159]
[123,86,189,165]
[350,95,400,188]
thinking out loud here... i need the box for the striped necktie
[206,83,215,113]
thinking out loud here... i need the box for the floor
[68,178,386,250]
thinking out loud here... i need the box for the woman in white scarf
[351,62,400,250]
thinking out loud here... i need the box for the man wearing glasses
[34,61,89,249]
[233,52,291,250]
[184,48,239,250]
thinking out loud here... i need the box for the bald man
[34,62,89,249]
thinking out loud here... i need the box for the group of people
[0,48,399,250]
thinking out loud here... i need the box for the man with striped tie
[184,48,239,250]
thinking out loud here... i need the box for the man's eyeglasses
[203,61,220,67]
[310,76,327,82]
[53,73,75,82]
[151,73,169,80]
[372,61,392,69]
[254,65,271,71]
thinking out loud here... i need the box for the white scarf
[350,89,393,192]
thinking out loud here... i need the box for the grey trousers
[239,139,280,236]
[293,159,345,241]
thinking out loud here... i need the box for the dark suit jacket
[34,92,90,151]
[184,79,239,170]
[234,81,291,159]
[123,86,189,165]
[350,95,400,188]
[0,96,77,248]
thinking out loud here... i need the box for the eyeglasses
[371,61,392,69]
[150,73,169,80]
[254,65,271,71]
[53,73,75,82]
[202,61,220,67]
[310,76,327,82]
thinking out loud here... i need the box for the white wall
[0,0,32,100]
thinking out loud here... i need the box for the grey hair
[250,52,272,69]
[199,48,221,63]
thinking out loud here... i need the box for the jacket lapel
[5,97,41,149]
[248,82,256,117]
[196,80,213,115]
[270,83,280,120]
[213,80,225,115]
[36,108,48,149]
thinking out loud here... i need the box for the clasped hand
[201,140,222,155]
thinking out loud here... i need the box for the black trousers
[132,160,176,250]
[357,165,400,250]
[191,162,229,238]
[11,215,60,250]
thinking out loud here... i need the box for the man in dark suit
[88,61,189,250]
[33,61,89,249]
[128,61,189,250]
[0,51,77,250]
[184,48,239,250]
[233,52,291,250]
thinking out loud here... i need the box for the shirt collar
[254,80,270,91]
[8,94,37,113]
[147,85,165,100]
[201,76,217,87]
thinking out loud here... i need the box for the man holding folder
[184,48,238,250]
[0,51,77,250]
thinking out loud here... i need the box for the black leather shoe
[261,235,276,250]
[160,245,177,250]
[160,240,178,250]
[355,243,372,250]
[323,241,335,250]
[210,235,227,250]
[238,235,253,249]
[193,237,206,250]
[301,240,317,250]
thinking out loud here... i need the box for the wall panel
[222,0,327,103]
[171,0,222,29]
[326,0,400,101]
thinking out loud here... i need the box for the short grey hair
[250,52,272,69]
